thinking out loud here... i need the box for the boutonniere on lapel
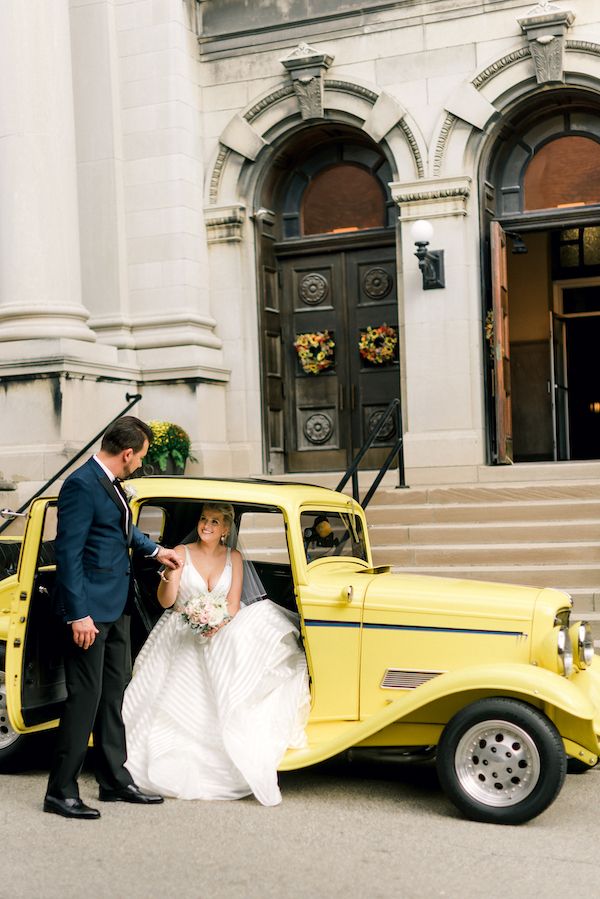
[122,483,137,503]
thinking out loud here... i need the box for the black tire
[436,698,566,825]
[0,671,27,768]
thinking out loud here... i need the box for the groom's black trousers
[47,615,134,799]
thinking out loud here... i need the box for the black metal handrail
[0,392,143,535]
[336,397,407,509]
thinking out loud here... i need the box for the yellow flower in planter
[145,420,196,473]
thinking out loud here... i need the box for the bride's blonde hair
[200,502,235,531]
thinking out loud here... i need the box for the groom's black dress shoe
[44,795,101,819]
[98,783,164,804]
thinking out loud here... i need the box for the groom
[44,416,182,819]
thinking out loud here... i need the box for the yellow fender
[281,662,598,770]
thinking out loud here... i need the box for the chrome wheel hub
[0,672,20,750]
[455,718,541,807]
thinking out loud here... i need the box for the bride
[122,502,310,806]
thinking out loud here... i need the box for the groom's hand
[156,547,182,570]
[72,616,100,650]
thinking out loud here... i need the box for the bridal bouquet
[179,595,231,637]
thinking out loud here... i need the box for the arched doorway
[255,125,400,474]
[482,89,600,463]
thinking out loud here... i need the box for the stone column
[391,177,486,483]
[117,0,226,382]
[69,0,133,354]
[0,0,98,347]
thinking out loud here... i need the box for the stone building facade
[1,0,599,490]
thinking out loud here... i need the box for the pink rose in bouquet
[180,595,230,636]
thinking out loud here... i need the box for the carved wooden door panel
[281,253,350,472]
[490,221,513,463]
[279,240,399,472]
[347,245,399,470]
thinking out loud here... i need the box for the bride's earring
[221,534,227,544]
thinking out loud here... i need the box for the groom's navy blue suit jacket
[54,457,157,623]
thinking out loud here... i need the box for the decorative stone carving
[280,42,334,120]
[471,47,532,89]
[209,146,229,205]
[529,35,564,82]
[299,273,329,305]
[303,412,333,445]
[518,2,575,84]
[205,205,246,244]
[391,176,472,222]
[433,113,457,177]
[363,268,392,300]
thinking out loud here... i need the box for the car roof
[124,476,360,512]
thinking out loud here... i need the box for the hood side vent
[381,668,443,690]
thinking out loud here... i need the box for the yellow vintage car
[1,477,599,825]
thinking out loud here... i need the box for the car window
[237,509,289,564]
[300,510,368,563]
[0,538,21,581]
[38,504,57,567]
[137,505,166,543]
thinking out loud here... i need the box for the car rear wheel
[0,671,26,766]
[436,698,566,825]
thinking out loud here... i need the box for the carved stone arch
[432,37,600,180]
[205,77,427,211]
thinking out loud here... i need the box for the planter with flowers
[143,421,196,475]
[293,330,335,375]
[358,324,398,366]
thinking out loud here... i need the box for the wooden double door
[264,235,399,473]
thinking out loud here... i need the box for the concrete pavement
[2,755,600,899]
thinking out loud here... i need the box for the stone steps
[368,519,600,544]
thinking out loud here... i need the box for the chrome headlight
[570,621,595,669]
[558,626,574,677]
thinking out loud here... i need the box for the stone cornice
[205,204,246,243]
[391,176,472,220]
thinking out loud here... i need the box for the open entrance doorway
[483,90,600,464]
[502,227,600,462]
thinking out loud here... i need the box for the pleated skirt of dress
[122,600,310,806]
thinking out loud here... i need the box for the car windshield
[300,510,368,563]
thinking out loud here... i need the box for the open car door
[6,498,65,734]
[490,221,513,463]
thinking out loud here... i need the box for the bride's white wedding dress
[123,547,310,806]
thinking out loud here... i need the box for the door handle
[351,385,356,411]
[339,384,345,411]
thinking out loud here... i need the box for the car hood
[362,571,556,629]
[308,565,570,632]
